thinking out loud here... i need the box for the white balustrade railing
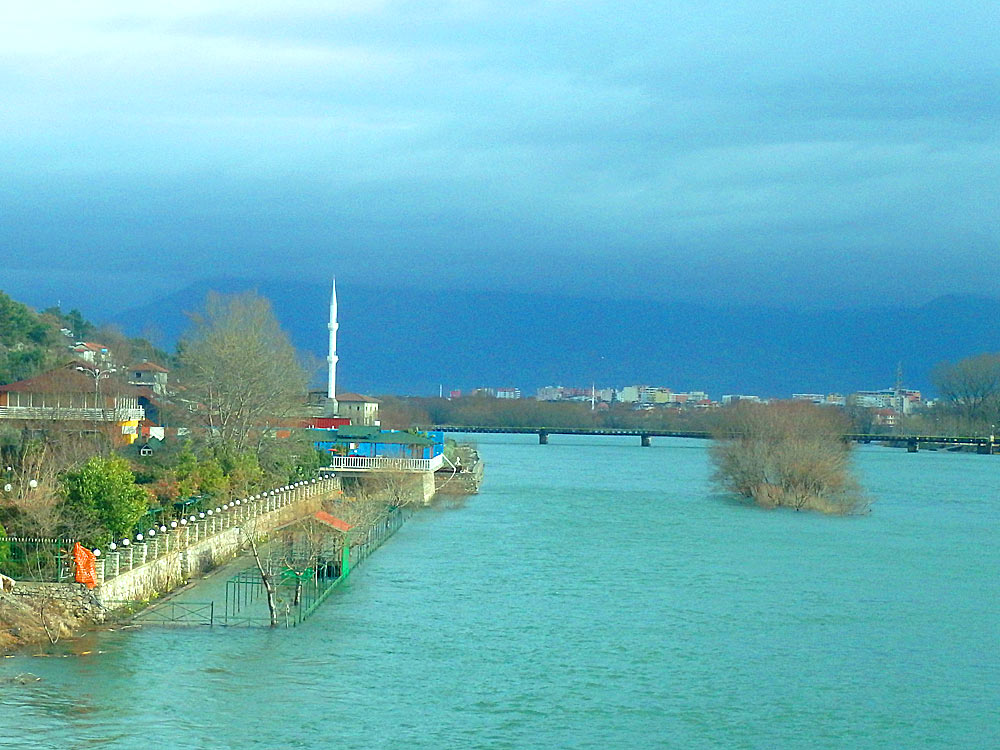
[92,476,338,584]
[326,454,445,472]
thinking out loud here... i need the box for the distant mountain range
[110,280,1000,398]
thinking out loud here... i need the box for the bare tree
[330,471,421,544]
[178,292,308,456]
[932,353,1000,433]
[240,519,279,628]
[273,521,339,606]
[711,401,866,515]
[1,436,105,540]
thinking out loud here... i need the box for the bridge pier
[538,431,548,445]
[977,441,994,455]
[907,438,919,453]
[640,434,651,447]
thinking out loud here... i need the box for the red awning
[313,510,352,532]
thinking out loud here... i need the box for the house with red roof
[128,361,169,395]
[70,341,111,365]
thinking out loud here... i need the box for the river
[2,435,998,749]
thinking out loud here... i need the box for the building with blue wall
[310,426,444,459]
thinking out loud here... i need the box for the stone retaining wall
[8,581,105,622]
[95,491,331,605]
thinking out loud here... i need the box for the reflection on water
[2,436,998,749]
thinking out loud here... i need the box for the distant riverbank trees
[711,401,866,515]
[377,394,725,433]
[931,353,1000,435]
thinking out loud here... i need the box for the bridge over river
[422,425,998,453]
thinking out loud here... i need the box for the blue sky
[2,1,998,312]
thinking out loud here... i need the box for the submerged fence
[0,537,74,582]
[128,505,411,628]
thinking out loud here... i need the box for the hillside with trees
[0,290,167,386]
[0,288,323,550]
[0,291,65,384]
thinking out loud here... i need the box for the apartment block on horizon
[536,386,615,403]
[850,388,922,414]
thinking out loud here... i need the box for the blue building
[310,426,444,459]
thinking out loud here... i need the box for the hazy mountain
[110,280,1000,398]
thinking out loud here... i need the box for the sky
[2,1,999,314]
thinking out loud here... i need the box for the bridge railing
[424,425,996,446]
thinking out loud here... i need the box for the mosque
[308,279,443,461]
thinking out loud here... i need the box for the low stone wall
[8,581,105,621]
[2,581,106,652]
[95,492,330,606]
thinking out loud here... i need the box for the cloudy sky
[2,1,998,312]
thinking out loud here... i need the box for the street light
[76,365,118,439]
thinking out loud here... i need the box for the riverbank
[2,466,483,650]
[436,444,484,495]
[2,478,340,653]
[1,584,100,654]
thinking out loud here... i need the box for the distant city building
[848,388,921,415]
[792,393,826,404]
[618,385,643,403]
[536,386,614,403]
[873,408,899,427]
[619,385,710,406]
[495,388,522,399]
[722,395,762,404]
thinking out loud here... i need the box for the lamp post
[1,470,38,498]
[76,365,117,443]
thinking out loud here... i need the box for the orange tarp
[73,542,97,589]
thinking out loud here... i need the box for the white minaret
[327,277,339,411]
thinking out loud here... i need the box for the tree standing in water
[711,401,866,515]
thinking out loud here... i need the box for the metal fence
[132,601,216,626]
[0,537,74,582]
[118,505,411,629]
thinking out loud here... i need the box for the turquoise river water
[2,434,998,749]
